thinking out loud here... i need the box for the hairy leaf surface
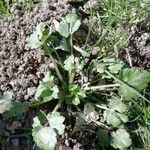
[103,99,128,127]
[0,91,13,113]
[32,112,65,150]
[118,68,150,100]
[111,129,132,149]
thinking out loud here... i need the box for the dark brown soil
[0,0,100,101]
[121,15,150,69]
[0,1,100,149]
[0,1,73,148]
[0,0,72,100]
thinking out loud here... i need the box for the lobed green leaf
[32,112,65,150]
[0,91,13,114]
[118,68,150,100]
[111,129,132,149]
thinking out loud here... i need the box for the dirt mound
[122,16,150,69]
[0,0,72,100]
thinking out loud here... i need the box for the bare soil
[0,0,72,100]
[121,15,150,69]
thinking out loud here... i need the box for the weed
[1,12,150,149]
[0,0,10,17]
[0,0,150,149]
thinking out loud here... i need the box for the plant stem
[52,98,62,113]
[84,84,120,91]
[89,116,110,130]
[70,34,73,54]
[44,44,63,82]
[52,88,65,113]
[69,34,75,83]
[28,0,32,11]
[69,71,75,84]
[69,35,75,84]
[95,104,109,110]
[30,100,48,108]
[49,54,63,81]
[52,87,66,112]
[54,50,64,69]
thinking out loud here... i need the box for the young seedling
[1,12,150,150]
[25,13,150,150]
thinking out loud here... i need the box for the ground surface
[0,0,149,150]
[0,1,72,100]
[121,15,150,69]
[0,1,100,149]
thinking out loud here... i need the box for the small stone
[91,47,100,56]
[27,87,37,97]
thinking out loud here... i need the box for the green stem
[95,14,117,46]
[44,44,63,82]
[54,50,64,69]
[89,116,110,130]
[95,104,109,110]
[68,33,76,83]
[52,88,65,113]
[53,50,67,81]
[69,71,75,84]
[84,84,120,91]
[70,34,73,54]
[28,0,32,11]
[69,34,75,83]
[52,98,62,113]
[49,54,63,81]
[29,100,48,108]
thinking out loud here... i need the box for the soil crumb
[122,16,150,69]
[0,0,72,100]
